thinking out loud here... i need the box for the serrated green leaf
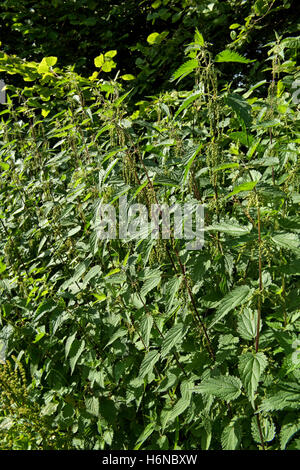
[139,315,153,348]
[164,276,182,312]
[134,422,156,450]
[238,352,268,404]
[259,383,300,412]
[85,396,99,417]
[140,270,161,297]
[237,309,261,341]
[65,332,77,359]
[174,91,202,119]
[206,222,251,235]
[193,375,242,402]
[69,339,85,375]
[251,415,275,443]
[272,233,300,252]
[226,181,258,199]
[225,93,252,127]
[82,265,102,288]
[209,285,252,329]
[139,350,160,378]
[104,328,127,349]
[221,418,243,450]
[280,418,300,449]
[215,49,255,64]
[170,59,198,82]
[161,323,187,357]
[170,397,190,420]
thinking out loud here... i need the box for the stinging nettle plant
[0,30,299,450]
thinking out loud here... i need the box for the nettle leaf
[225,181,258,199]
[170,59,198,82]
[271,233,300,253]
[206,222,251,235]
[164,275,182,312]
[225,93,252,127]
[280,417,300,450]
[193,375,242,402]
[139,315,153,348]
[69,339,85,375]
[237,309,262,341]
[162,397,190,429]
[140,270,161,297]
[215,49,255,64]
[134,422,156,450]
[161,323,187,357]
[104,328,127,349]
[221,417,243,450]
[85,396,100,417]
[82,265,102,288]
[251,415,276,443]
[174,91,202,119]
[209,285,252,329]
[259,383,300,412]
[139,350,160,378]
[65,332,77,359]
[238,352,268,404]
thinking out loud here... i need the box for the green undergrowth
[0,31,299,450]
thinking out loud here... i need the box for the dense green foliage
[1,0,299,97]
[0,0,299,451]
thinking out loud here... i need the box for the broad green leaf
[251,415,275,443]
[194,28,204,46]
[215,49,255,64]
[237,309,261,341]
[182,143,203,184]
[139,315,153,348]
[174,91,202,119]
[102,60,116,72]
[94,54,104,68]
[170,59,198,82]
[40,402,58,416]
[163,397,190,428]
[147,32,161,45]
[193,375,242,402]
[120,74,135,81]
[139,350,160,378]
[213,162,239,172]
[281,36,300,49]
[221,418,242,450]
[208,285,252,329]
[225,93,252,127]
[69,339,85,375]
[259,383,300,412]
[280,418,300,450]
[164,276,182,312]
[65,332,77,359]
[140,270,161,297]
[105,50,117,58]
[105,328,127,349]
[134,422,156,450]
[161,323,187,357]
[85,396,99,417]
[238,352,268,404]
[272,233,300,252]
[82,265,102,288]
[206,222,251,235]
[225,181,257,199]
